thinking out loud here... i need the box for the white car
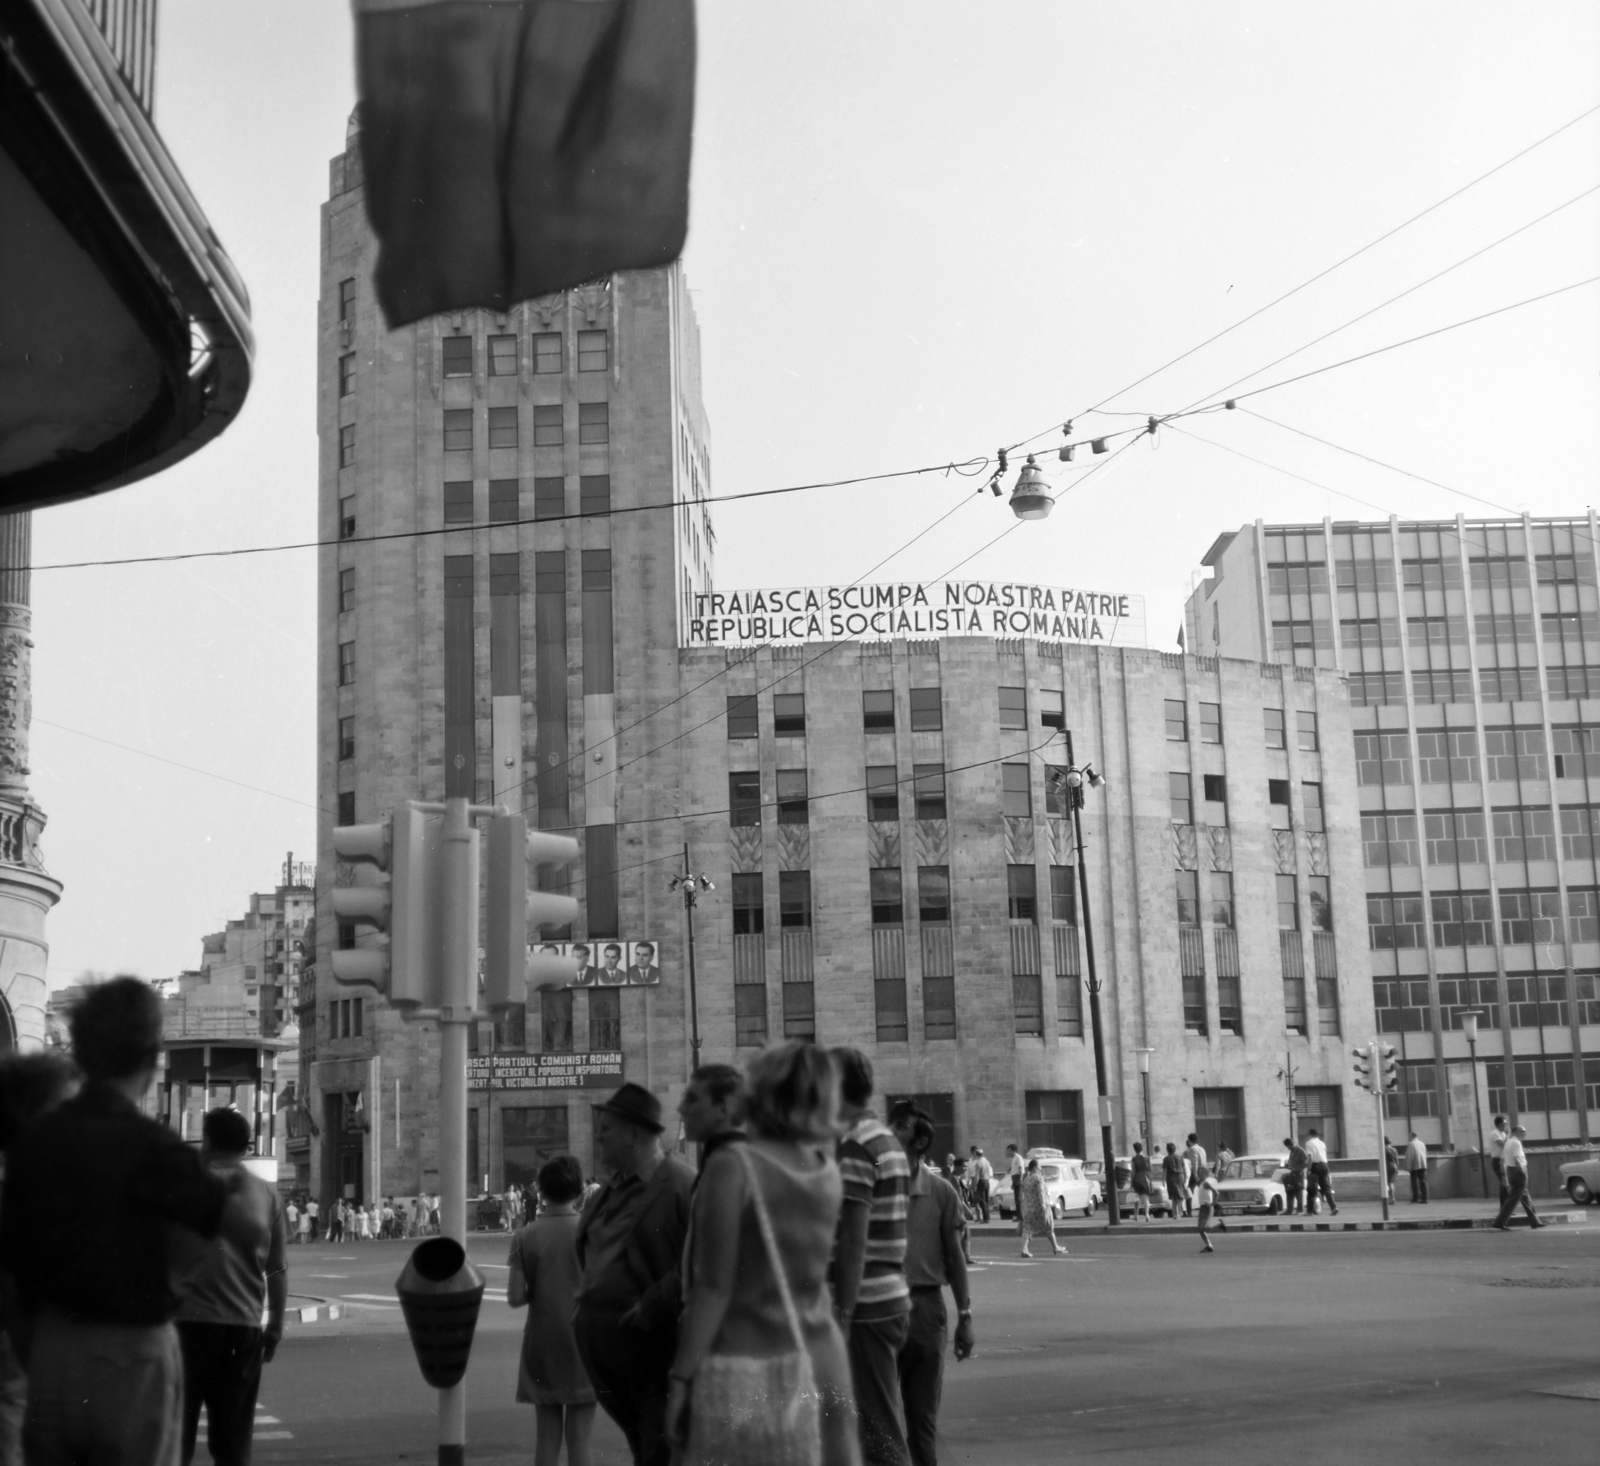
[1559,1154,1600,1205]
[1211,1154,1290,1215]
[991,1150,1103,1219]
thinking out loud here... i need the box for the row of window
[1355,726,1600,786]
[1368,887,1600,950]
[1165,700,1320,751]
[1167,772,1325,830]
[725,865,1074,931]
[725,687,1067,740]
[1348,666,1600,707]
[440,403,609,452]
[1362,806,1600,867]
[1375,974,1600,1034]
[441,328,609,379]
[439,475,611,526]
[1383,1055,1600,1121]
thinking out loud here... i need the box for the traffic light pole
[1369,1041,1390,1223]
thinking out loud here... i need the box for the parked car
[1558,1154,1600,1205]
[1212,1154,1290,1215]
[991,1150,1102,1219]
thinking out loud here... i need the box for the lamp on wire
[1008,454,1053,521]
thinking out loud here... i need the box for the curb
[285,1294,344,1324]
[978,1212,1587,1238]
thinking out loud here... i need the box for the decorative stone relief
[1044,817,1075,866]
[574,280,612,323]
[867,821,901,869]
[1206,825,1233,872]
[1273,828,1297,874]
[1304,831,1330,876]
[912,819,949,867]
[1172,823,1197,871]
[1003,816,1034,865]
[728,825,763,872]
[0,606,32,793]
[776,823,811,872]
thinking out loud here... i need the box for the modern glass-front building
[1187,516,1600,1148]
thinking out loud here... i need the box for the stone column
[0,513,62,1049]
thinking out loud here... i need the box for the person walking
[888,1105,972,1466]
[1489,1115,1510,1204]
[0,978,269,1466]
[1018,1160,1064,1258]
[573,1083,694,1466]
[1303,1129,1338,1215]
[1005,1145,1024,1229]
[1128,1143,1153,1222]
[305,1197,319,1243]
[172,1108,287,1466]
[967,1148,992,1223]
[328,1203,343,1245]
[297,1204,311,1246]
[830,1047,912,1466]
[1492,1125,1543,1231]
[285,1199,299,1244]
[1194,1166,1221,1254]
[355,1203,370,1242]
[667,1042,860,1466]
[1405,1132,1429,1203]
[508,1154,596,1466]
[1282,1137,1308,1215]
[1182,1135,1207,1216]
[1383,1140,1400,1205]
[1162,1143,1189,1219]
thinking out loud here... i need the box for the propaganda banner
[468,1052,624,1092]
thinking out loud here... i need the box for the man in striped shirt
[831,1047,912,1466]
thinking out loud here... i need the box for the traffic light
[1378,1043,1399,1092]
[330,804,438,1008]
[483,814,580,1009]
[1351,1044,1373,1090]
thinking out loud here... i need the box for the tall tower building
[1188,516,1600,1149]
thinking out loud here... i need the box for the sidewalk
[969,1196,1591,1237]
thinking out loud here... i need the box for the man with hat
[1492,1124,1544,1231]
[574,1083,694,1466]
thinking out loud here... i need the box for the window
[776,769,808,825]
[338,277,356,321]
[340,496,355,540]
[1567,888,1600,943]
[1362,813,1419,867]
[443,481,473,525]
[732,873,764,935]
[1493,808,1558,863]
[537,989,573,1052]
[1199,703,1222,744]
[875,972,908,1044]
[726,695,758,739]
[1297,710,1319,752]
[1277,875,1299,931]
[1308,875,1332,933]
[1553,727,1600,779]
[913,764,946,820]
[1002,764,1031,818]
[1499,889,1563,946]
[1301,782,1324,833]
[1424,809,1487,864]
[866,766,899,822]
[1044,765,1070,817]
[338,567,355,614]
[488,334,517,375]
[1193,1089,1243,1159]
[533,332,562,373]
[577,330,609,371]
[735,985,768,1049]
[443,408,472,452]
[1025,1091,1082,1157]
[338,641,355,686]
[488,406,518,449]
[534,477,564,520]
[337,791,355,826]
[1202,774,1227,823]
[923,975,956,1041]
[729,771,761,827]
[999,687,1027,730]
[863,690,895,731]
[339,353,355,395]
[338,716,355,761]
[1353,732,1412,786]
[1211,871,1234,928]
[1367,894,1425,949]
[533,404,563,446]
[1040,690,1065,730]
[1561,805,1600,860]
[1263,708,1285,749]
[870,869,903,925]
[1269,778,1290,809]
[489,479,518,523]
[1013,973,1043,1036]
[1050,866,1077,924]
[578,402,609,444]
[909,687,942,731]
[1166,700,1188,741]
[1484,727,1548,781]
[779,870,811,928]
[1175,871,1200,927]
[1431,891,1495,947]
[339,422,355,468]
[783,981,815,1041]
[773,693,805,736]
[1169,773,1192,824]
[918,866,950,924]
[579,474,610,517]
[1007,865,1037,922]
[589,989,621,1050]
[442,335,473,377]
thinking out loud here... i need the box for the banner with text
[468,1052,624,1092]
[683,580,1146,649]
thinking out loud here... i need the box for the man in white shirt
[1404,1132,1429,1203]
[1303,1129,1338,1215]
[1488,1115,1510,1203]
[1006,1144,1024,1231]
[968,1147,994,1221]
[1492,1125,1543,1230]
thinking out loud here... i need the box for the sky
[29,1,1600,984]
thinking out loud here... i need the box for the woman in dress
[508,1154,595,1466]
[1129,1142,1153,1222]
[355,1203,370,1242]
[666,1041,860,1466]
[1019,1158,1064,1258]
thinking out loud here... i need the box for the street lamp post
[1062,731,1120,1226]
[669,845,714,1074]
[1461,1010,1489,1198]
[1134,1047,1154,1153]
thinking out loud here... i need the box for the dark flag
[1176,623,1186,651]
[353,0,696,328]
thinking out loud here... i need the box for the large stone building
[308,119,1375,1207]
[1187,516,1600,1148]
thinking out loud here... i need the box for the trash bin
[395,1237,485,1388]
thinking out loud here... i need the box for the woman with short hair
[1019,1159,1064,1258]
